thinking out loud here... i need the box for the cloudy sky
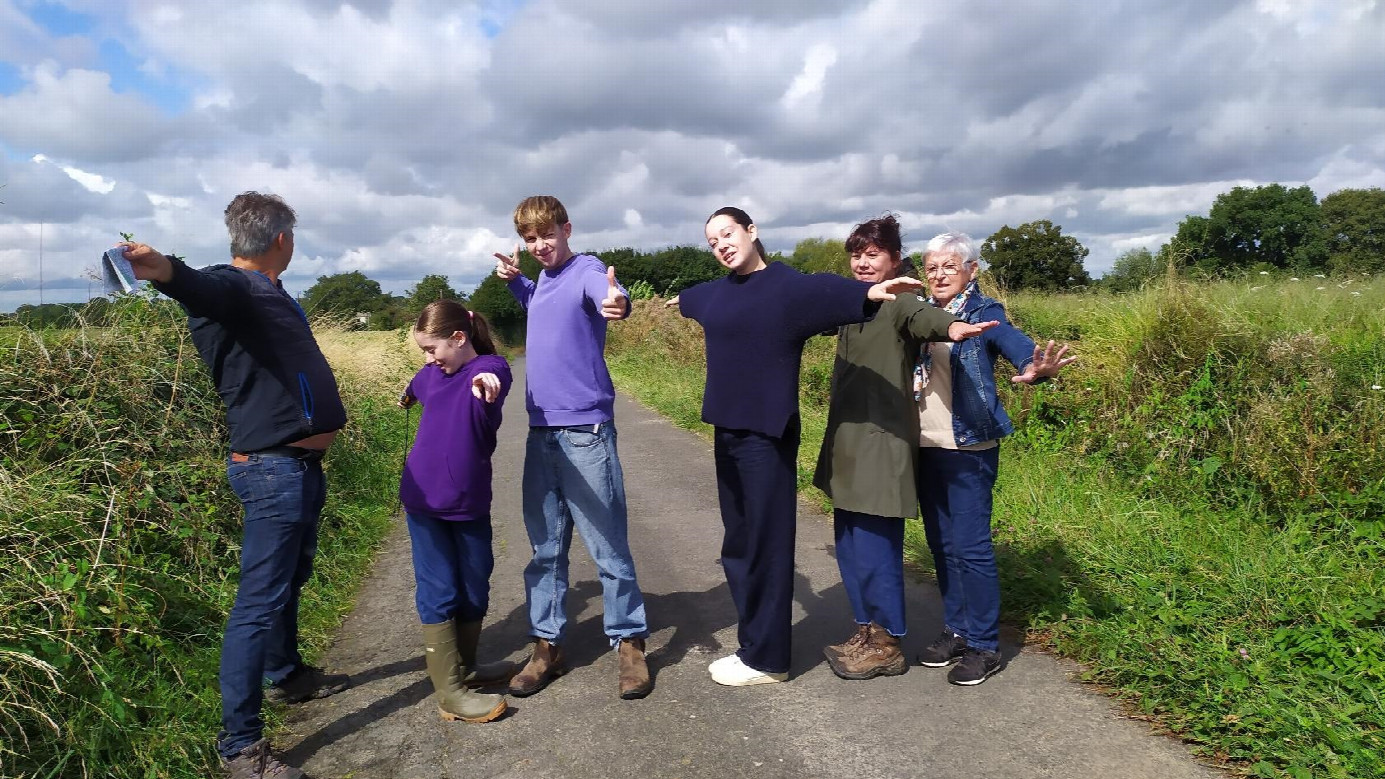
[1,0,1383,311]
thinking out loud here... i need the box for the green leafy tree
[982,220,1091,292]
[788,238,849,276]
[1321,187,1385,275]
[300,271,385,320]
[406,274,461,310]
[1182,184,1327,273]
[1103,247,1164,292]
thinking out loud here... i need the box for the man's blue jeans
[522,422,648,646]
[217,453,326,759]
[916,445,1001,652]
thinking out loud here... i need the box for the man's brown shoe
[617,638,652,699]
[827,623,908,680]
[508,638,567,697]
[823,623,871,662]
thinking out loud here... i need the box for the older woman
[814,215,996,680]
[913,232,1074,686]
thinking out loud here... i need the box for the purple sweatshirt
[507,253,628,427]
[398,353,512,521]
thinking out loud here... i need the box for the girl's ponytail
[415,299,496,355]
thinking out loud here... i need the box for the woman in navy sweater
[675,206,924,686]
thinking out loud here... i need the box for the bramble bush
[0,297,411,778]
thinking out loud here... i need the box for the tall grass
[0,299,413,777]
[606,274,1384,778]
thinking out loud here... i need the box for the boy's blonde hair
[513,196,569,236]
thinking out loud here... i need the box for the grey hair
[924,231,980,268]
[225,192,297,258]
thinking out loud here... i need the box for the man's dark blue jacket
[154,257,346,453]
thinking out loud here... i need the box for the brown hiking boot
[827,623,908,680]
[508,638,567,697]
[455,621,519,687]
[220,738,303,779]
[421,621,507,723]
[617,638,652,699]
[823,623,871,662]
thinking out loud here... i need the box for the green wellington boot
[421,621,507,723]
[456,621,519,687]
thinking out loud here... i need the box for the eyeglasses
[923,264,963,277]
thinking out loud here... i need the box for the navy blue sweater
[153,258,346,453]
[679,262,874,437]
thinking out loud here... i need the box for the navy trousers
[712,416,800,675]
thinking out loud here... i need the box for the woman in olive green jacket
[813,214,995,680]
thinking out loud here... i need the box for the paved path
[281,359,1221,779]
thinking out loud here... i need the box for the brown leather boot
[828,623,908,681]
[508,638,567,697]
[823,623,871,662]
[617,638,652,699]
[455,621,519,687]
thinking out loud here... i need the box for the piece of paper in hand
[102,247,138,294]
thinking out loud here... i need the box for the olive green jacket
[812,293,957,518]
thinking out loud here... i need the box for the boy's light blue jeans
[521,422,648,646]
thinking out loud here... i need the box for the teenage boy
[492,195,652,699]
[120,192,349,779]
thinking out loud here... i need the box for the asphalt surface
[281,358,1223,779]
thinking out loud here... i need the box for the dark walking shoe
[264,665,350,705]
[827,623,908,680]
[220,738,304,779]
[823,623,871,662]
[508,638,567,697]
[618,637,652,699]
[916,631,968,668]
[948,648,1002,686]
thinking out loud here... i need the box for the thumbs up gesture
[493,245,521,280]
[600,266,629,320]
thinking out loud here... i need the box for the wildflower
[1238,647,1250,660]
[1373,385,1383,391]
[1352,291,1362,296]
[1316,286,1326,290]
[1289,277,1300,281]
[1314,274,1326,278]
[1259,271,1269,275]
[1250,286,1264,291]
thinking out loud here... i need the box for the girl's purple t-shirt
[399,353,512,521]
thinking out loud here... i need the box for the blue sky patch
[24,0,97,37]
[96,39,193,114]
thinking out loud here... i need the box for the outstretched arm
[1011,340,1077,384]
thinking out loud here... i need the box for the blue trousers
[712,417,800,675]
[217,453,326,758]
[916,446,1001,652]
[406,513,493,624]
[521,422,648,646]
[833,509,907,636]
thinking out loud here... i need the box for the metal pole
[38,222,44,306]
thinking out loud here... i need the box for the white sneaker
[709,654,788,686]
[708,654,739,673]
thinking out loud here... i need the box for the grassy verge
[606,278,1384,779]
[0,301,412,778]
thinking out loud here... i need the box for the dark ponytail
[707,206,767,262]
[415,299,497,356]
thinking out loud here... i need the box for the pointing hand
[471,372,501,403]
[493,245,521,280]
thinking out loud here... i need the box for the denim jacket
[945,292,1037,447]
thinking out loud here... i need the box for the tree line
[9,184,1382,330]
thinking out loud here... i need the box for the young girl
[398,299,514,723]
[673,206,927,686]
